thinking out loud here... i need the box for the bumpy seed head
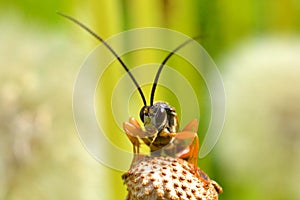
[123,156,222,200]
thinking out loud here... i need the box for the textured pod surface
[123,156,222,200]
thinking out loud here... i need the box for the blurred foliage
[219,37,300,199]
[0,0,299,200]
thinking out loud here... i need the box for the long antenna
[150,36,199,105]
[57,12,147,106]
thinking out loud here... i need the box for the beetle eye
[139,106,149,122]
[149,105,167,131]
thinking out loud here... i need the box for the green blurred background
[0,0,300,199]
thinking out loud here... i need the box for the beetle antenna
[150,36,199,106]
[57,12,147,106]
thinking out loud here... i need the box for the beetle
[58,12,201,178]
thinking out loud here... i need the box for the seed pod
[123,156,222,200]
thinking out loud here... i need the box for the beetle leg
[182,119,198,132]
[123,121,142,165]
[128,117,152,146]
[175,119,199,162]
[172,119,205,180]
[175,131,203,180]
[123,117,152,165]
[174,131,199,166]
[123,122,140,154]
[162,119,199,159]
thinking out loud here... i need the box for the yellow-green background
[0,0,299,199]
